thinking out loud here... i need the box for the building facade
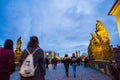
[108,0,120,37]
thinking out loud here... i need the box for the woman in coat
[0,39,15,80]
[19,36,46,80]
[63,54,70,77]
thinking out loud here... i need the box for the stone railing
[89,60,116,75]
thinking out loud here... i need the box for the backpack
[71,57,77,61]
[19,48,39,77]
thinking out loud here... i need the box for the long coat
[0,48,15,80]
[63,57,70,68]
[19,47,46,80]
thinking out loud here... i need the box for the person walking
[19,36,46,80]
[51,57,57,70]
[0,39,15,80]
[71,53,77,78]
[84,56,89,67]
[63,54,70,77]
[45,57,49,69]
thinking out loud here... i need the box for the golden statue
[52,51,55,59]
[57,55,61,63]
[96,20,110,44]
[16,37,22,50]
[15,37,22,64]
[76,50,79,59]
[88,20,111,61]
[88,33,103,60]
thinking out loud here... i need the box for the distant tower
[76,50,78,58]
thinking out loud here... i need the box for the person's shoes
[74,75,76,78]
[66,75,69,77]
[53,67,55,70]
[66,72,69,77]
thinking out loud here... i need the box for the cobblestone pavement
[10,63,111,80]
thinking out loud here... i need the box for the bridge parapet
[89,60,116,75]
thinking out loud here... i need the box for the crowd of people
[0,36,120,80]
[0,36,46,80]
[44,53,89,78]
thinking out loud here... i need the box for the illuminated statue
[88,20,111,61]
[96,20,111,60]
[88,33,103,60]
[76,50,78,58]
[57,55,61,63]
[90,33,100,45]
[16,37,22,50]
[96,20,110,44]
[52,51,55,59]
[15,37,22,64]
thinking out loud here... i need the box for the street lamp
[46,52,49,56]
[46,52,49,57]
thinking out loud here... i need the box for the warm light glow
[119,28,120,37]
[108,0,120,38]
[88,20,111,60]
[46,52,49,56]
[57,56,61,61]
[116,15,120,37]
[52,51,54,58]
[14,37,22,64]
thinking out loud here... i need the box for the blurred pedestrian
[45,57,49,69]
[19,36,46,80]
[0,39,15,80]
[114,45,120,80]
[71,53,77,77]
[63,54,70,77]
[84,56,89,67]
[51,57,57,70]
[77,57,82,65]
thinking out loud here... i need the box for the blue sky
[0,0,119,57]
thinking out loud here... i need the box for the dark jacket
[45,57,49,64]
[51,58,57,64]
[19,47,45,80]
[71,56,77,65]
[0,48,15,74]
[84,57,88,64]
[63,57,70,67]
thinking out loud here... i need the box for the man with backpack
[71,53,77,78]
[19,36,46,80]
